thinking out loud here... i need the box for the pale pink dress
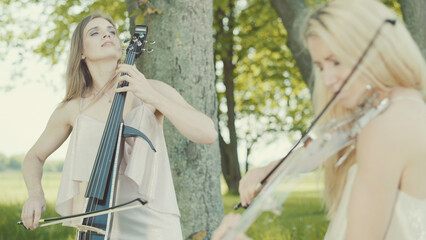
[325,164,426,240]
[55,103,183,239]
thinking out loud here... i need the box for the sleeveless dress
[55,103,183,240]
[325,164,426,240]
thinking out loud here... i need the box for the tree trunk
[214,0,241,195]
[399,0,426,59]
[126,0,223,238]
[270,0,313,90]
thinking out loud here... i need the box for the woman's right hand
[239,161,278,207]
[21,194,46,230]
[239,167,268,207]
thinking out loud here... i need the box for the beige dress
[325,164,426,240]
[55,104,183,239]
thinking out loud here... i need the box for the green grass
[1,171,329,239]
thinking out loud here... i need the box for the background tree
[0,153,9,171]
[399,0,426,59]
[214,0,242,194]
[214,0,313,193]
[127,0,223,238]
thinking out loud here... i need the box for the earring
[81,55,86,60]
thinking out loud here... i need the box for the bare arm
[115,64,218,144]
[345,114,407,240]
[21,102,74,230]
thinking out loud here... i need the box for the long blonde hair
[62,13,118,103]
[302,0,426,218]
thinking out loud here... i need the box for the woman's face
[82,18,121,62]
[308,35,370,109]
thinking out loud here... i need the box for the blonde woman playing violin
[213,0,426,239]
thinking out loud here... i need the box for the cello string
[90,50,133,200]
[84,49,137,235]
[82,30,146,235]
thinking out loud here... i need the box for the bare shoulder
[357,100,426,168]
[51,98,81,127]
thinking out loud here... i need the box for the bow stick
[17,198,147,228]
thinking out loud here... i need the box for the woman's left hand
[115,64,158,104]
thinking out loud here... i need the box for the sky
[0,54,69,160]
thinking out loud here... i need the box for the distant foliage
[0,153,24,171]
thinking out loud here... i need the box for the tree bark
[270,0,313,90]
[399,0,426,60]
[126,0,223,238]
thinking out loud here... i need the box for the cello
[75,24,156,240]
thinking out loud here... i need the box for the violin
[224,94,390,239]
[224,19,396,239]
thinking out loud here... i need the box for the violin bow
[234,18,396,210]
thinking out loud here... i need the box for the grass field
[1,171,328,239]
